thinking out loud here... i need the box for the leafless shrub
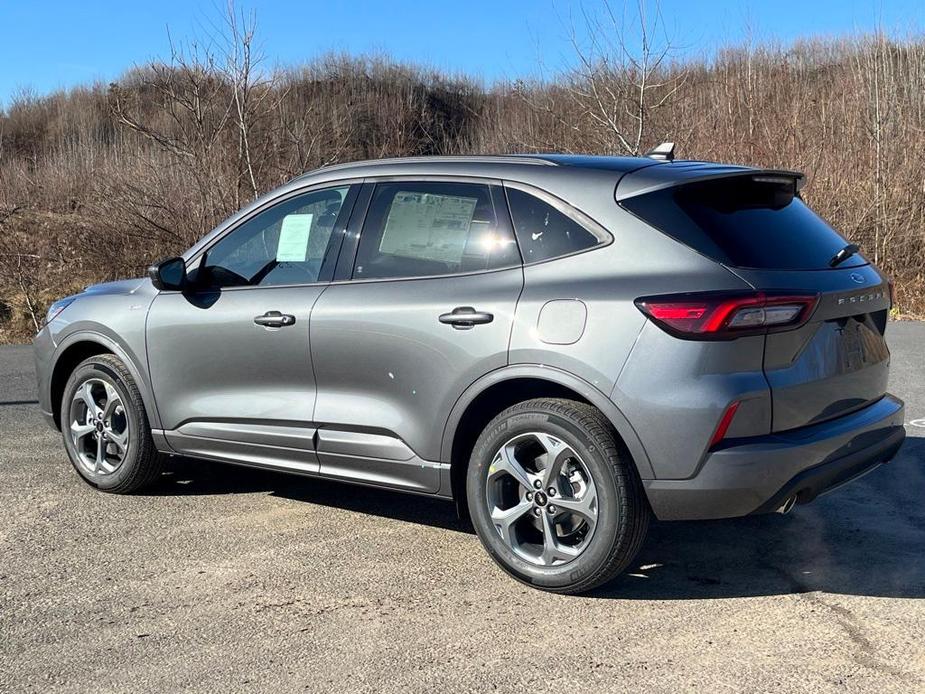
[1,4,924,343]
[0,206,40,334]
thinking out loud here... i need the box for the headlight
[44,298,76,327]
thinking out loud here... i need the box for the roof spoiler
[751,172,806,192]
[616,165,807,200]
[644,142,675,161]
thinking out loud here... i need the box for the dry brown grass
[1,32,924,343]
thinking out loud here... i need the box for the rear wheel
[60,354,164,493]
[467,398,649,594]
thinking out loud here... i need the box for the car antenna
[644,142,675,161]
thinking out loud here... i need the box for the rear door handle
[254,310,296,328]
[438,306,494,330]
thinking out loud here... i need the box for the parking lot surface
[1,323,923,693]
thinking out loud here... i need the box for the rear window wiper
[829,243,860,267]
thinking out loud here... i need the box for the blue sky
[1,0,921,107]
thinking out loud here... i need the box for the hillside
[2,36,924,343]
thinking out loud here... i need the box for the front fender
[46,327,161,430]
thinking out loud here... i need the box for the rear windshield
[621,176,866,270]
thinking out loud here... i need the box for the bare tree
[218,2,285,204]
[563,0,686,155]
[105,0,282,242]
[107,48,238,245]
[5,17,925,342]
[852,31,896,267]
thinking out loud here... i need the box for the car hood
[82,278,150,297]
[44,277,158,346]
[51,278,153,311]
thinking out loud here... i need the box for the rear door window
[353,181,520,280]
[621,176,866,270]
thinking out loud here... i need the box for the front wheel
[466,398,649,594]
[60,354,164,493]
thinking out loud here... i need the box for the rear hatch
[621,169,891,432]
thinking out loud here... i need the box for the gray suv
[33,154,906,594]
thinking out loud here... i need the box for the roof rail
[298,154,559,178]
[644,142,676,161]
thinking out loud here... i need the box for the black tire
[466,398,649,594]
[60,354,164,493]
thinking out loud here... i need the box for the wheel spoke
[488,443,534,491]
[106,429,128,456]
[102,382,121,419]
[539,511,580,565]
[94,434,105,473]
[552,484,598,525]
[70,421,95,444]
[76,382,101,419]
[533,434,575,489]
[490,500,532,545]
[542,448,575,489]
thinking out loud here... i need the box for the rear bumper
[643,394,906,520]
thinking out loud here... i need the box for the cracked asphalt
[1,323,923,693]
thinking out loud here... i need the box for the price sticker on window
[276,213,314,262]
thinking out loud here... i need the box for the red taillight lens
[636,291,818,339]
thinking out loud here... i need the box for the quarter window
[506,187,602,263]
[353,182,519,280]
[198,186,350,288]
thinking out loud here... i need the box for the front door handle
[438,306,494,330]
[254,310,296,328]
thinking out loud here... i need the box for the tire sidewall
[467,406,624,591]
[60,359,144,491]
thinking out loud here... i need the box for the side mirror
[147,256,187,291]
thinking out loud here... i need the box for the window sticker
[379,192,478,265]
[276,213,314,262]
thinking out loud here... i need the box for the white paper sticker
[276,213,314,262]
[379,192,477,265]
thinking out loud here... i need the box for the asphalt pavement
[1,323,923,693]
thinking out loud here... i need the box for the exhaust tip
[775,496,797,515]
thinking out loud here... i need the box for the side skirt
[152,425,453,499]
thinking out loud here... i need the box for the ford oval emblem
[849,272,865,284]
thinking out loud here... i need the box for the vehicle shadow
[152,456,467,533]
[151,436,925,600]
[600,436,925,600]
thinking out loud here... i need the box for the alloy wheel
[485,431,598,566]
[68,378,130,476]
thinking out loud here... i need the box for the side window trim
[502,180,612,265]
[316,184,361,283]
[491,184,523,265]
[336,177,521,284]
[186,180,361,290]
[333,181,375,282]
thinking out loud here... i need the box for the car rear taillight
[635,291,818,340]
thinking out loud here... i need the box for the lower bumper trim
[751,426,905,514]
[642,393,906,521]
